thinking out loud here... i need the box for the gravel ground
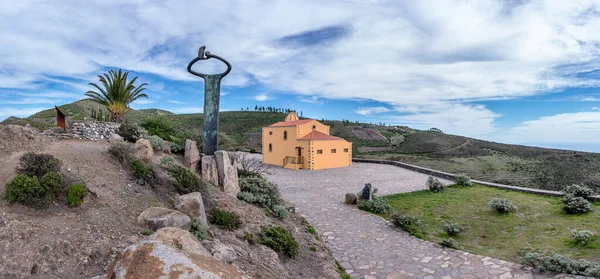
[262,159,571,279]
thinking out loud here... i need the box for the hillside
[3,99,600,191]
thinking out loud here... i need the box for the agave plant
[85,69,148,122]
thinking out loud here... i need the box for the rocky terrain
[0,124,340,278]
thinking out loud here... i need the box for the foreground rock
[138,207,191,231]
[134,138,154,163]
[184,139,200,172]
[345,193,357,204]
[108,133,123,144]
[201,155,219,185]
[215,151,240,197]
[148,227,212,257]
[175,192,208,225]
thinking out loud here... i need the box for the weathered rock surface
[138,207,191,231]
[108,133,123,144]
[344,193,357,204]
[163,140,171,154]
[201,155,219,185]
[106,240,246,279]
[184,139,200,172]
[70,121,119,140]
[175,192,207,225]
[147,227,211,257]
[134,138,154,163]
[215,151,240,197]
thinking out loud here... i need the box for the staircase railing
[283,156,304,167]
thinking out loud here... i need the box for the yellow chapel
[262,111,352,170]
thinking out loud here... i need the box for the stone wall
[69,121,119,140]
[352,158,600,201]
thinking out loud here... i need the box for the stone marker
[201,155,219,185]
[184,139,200,172]
[361,183,373,201]
[137,207,191,231]
[215,150,240,198]
[345,193,358,205]
[134,138,154,163]
[175,192,208,225]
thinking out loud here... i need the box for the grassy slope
[383,185,600,263]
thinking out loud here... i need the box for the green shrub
[522,253,600,277]
[209,208,242,231]
[141,229,153,236]
[66,184,87,207]
[40,172,63,198]
[488,198,517,214]
[190,218,209,241]
[427,176,444,193]
[562,194,593,214]
[147,135,165,152]
[564,184,593,199]
[140,115,174,141]
[306,225,317,235]
[249,148,257,154]
[160,156,174,166]
[571,229,595,246]
[4,174,47,205]
[129,159,154,183]
[108,142,134,165]
[391,213,423,238]
[237,169,261,178]
[167,165,205,194]
[273,205,289,220]
[117,122,141,142]
[16,152,61,178]
[441,237,457,248]
[390,134,405,146]
[170,142,184,154]
[357,196,391,214]
[238,177,283,209]
[244,231,255,244]
[454,173,473,186]
[260,226,299,257]
[442,222,462,236]
[309,246,317,251]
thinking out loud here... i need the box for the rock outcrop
[108,133,123,144]
[175,192,208,225]
[134,138,154,163]
[345,193,357,205]
[184,139,200,172]
[214,151,240,198]
[201,155,219,185]
[106,227,246,279]
[138,207,191,231]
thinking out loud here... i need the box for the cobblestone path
[264,162,580,279]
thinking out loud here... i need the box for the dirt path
[0,139,166,279]
[263,161,569,279]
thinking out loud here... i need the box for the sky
[1,0,600,152]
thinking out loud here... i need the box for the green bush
[167,165,205,194]
[108,142,134,165]
[190,218,209,241]
[66,184,87,207]
[564,184,594,199]
[357,196,391,214]
[209,208,242,231]
[170,142,184,154]
[238,176,283,209]
[306,225,317,235]
[237,169,261,178]
[391,213,423,238]
[141,229,153,236]
[117,122,141,142]
[273,205,289,220]
[562,194,593,214]
[129,159,154,183]
[571,229,595,246]
[488,198,517,214]
[40,172,63,198]
[427,176,444,193]
[522,253,600,277]
[160,156,174,166]
[16,152,61,178]
[249,148,257,154]
[140,115,174,141]
[260,226,299,257]
[441,237,457,248]
[4,174,47,205]
[454,173,473,187]
[390,134,405,146]
[147,135,165,152]
[442,222,462,236]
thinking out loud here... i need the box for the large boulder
[147,227,211,257]
[345,193,357,205]
[214,151,240,198]
[201,155,219,185]
[175,192,208,225]
[106,240,246,279]
[184,139,200,172]
[134,138,154,163]
[108,133,123,144]
[138,207,191,231]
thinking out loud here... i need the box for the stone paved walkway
[263,162,583,279]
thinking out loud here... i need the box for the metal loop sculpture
[187,46,231,155]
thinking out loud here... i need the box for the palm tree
[85,69,148,122]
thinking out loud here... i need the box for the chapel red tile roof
[269,119,314,127]
[298,130,344,141]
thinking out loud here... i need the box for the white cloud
[0,107,47,118]
[593,107,599,110]
[132,99,154,105]
[169,107,202,114]
[298,95,323,105]
[502,111,600,144]
[581,96,600,102]
[168,100,185,105]
[254,93,271,102]
[355,106,390,116]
